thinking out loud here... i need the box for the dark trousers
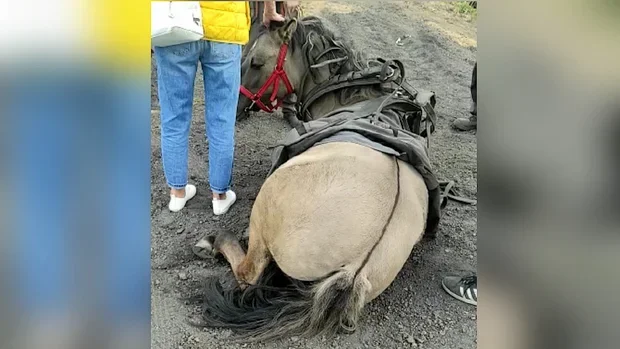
[470,62,477,116]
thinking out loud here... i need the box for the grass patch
[454,1,477,20]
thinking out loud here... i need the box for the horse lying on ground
[191,17,444,342]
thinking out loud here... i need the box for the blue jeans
[154,40,241,194]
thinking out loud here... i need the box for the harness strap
[299,60,407,120]
[439,180,477,208]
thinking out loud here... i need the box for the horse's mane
[257,15,383,109]
[259,16,367,80]
[292,16,367,77]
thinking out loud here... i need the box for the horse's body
[195,16,439,341]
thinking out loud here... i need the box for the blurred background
[0,1,151,348]
[479,0,620,348]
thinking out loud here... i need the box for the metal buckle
[244,100,256,113]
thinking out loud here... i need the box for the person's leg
[442,273,478,305]
[154,42,200,211]
[470,61,477,115]
[200,40,242,215]
[453,61,477,131]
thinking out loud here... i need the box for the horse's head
[236,19,305,118]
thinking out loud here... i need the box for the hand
[263,11,285,27]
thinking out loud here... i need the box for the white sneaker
[212,190,236,215]
[168,184,197,212]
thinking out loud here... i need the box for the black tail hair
[193,262,366,342]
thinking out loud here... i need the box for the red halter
[240,43,294,113]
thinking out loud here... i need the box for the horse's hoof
[238,281,250,291]
[213,229,238,251]
[192,235,217,259]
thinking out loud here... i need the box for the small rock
[415,337,425,344]
[405,335,415,344]
[179,272,188,280]
[291,336,299,342]
[154,279,161,286]
[177,228,185,234]
[445,248,451,253]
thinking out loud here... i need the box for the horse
[192,16,442,342]
[236,15,390,127]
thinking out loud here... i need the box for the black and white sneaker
[442,274,477,306]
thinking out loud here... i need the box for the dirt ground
[150,1,477,348]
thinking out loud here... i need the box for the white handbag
[151,1,204,47]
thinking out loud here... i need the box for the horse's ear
[277,18,298,44]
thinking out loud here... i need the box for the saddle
[297,58,437,140]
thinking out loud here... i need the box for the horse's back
[251,142,427,282]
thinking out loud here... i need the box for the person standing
[453,61,477,131]
[153,1,251,215]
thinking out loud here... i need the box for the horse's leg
[211,230,246,281]
[237,226,271,285]
[212,228,271,287]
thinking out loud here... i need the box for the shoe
[453,115,477,131]
[212,190,237,215]
[442,274,477,305]
[168,184,197,212]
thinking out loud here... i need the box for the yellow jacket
[199,1,251,45]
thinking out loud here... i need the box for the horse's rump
[267,94,443,237]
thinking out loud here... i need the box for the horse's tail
[196,262,371,342]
